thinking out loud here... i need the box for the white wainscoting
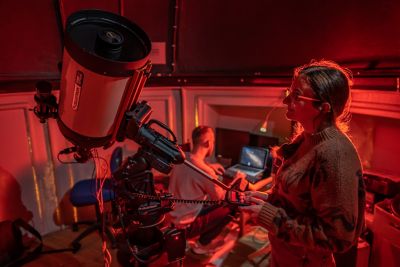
[0,87,181,234]
[139,87,183,144]
[0,92,58,233]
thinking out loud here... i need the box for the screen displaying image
[239,146,268,169]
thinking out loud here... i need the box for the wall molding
[139,87,182,143]
[351,89,400,120]
[181,86,400,141]
[181,86,285,142]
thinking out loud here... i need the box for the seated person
[168,126,244,254]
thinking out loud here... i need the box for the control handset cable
[128,191,250,206]
[183,159,230,190]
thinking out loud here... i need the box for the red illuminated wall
[1,0,400,86]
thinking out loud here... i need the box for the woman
[242,60,365,266]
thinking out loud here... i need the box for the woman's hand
[239,191,269,220]
[245,191,269,202]
[232,170,246,179]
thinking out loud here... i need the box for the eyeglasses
[284,88,321,102]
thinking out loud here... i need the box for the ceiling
[1,0,400,91]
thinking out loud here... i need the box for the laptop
[226,146,271,184]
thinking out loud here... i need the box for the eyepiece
[95,28,124,60]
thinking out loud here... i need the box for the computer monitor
[239,146,269,169]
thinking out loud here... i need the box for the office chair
[69,146,123,252]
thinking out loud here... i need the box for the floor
[25,220,270,267]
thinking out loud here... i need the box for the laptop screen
[239,146,269,169]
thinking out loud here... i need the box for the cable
[259,106,279,133]
[57,152,81,164]
[127,192,223,206]
[92,149,112,267]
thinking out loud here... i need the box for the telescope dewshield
[58,10,152,148]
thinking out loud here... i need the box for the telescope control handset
[225,190,251,206]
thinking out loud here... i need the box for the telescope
[33,10,248,265]
[34,9,184,168]
[33,9,186,265]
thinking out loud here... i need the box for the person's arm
[258,154,362,253]
[190,159,226,200]
[207,162,225,176]
[249,152,363,253]
[201,178,226,200]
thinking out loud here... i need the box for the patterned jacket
[257,126,365,267]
